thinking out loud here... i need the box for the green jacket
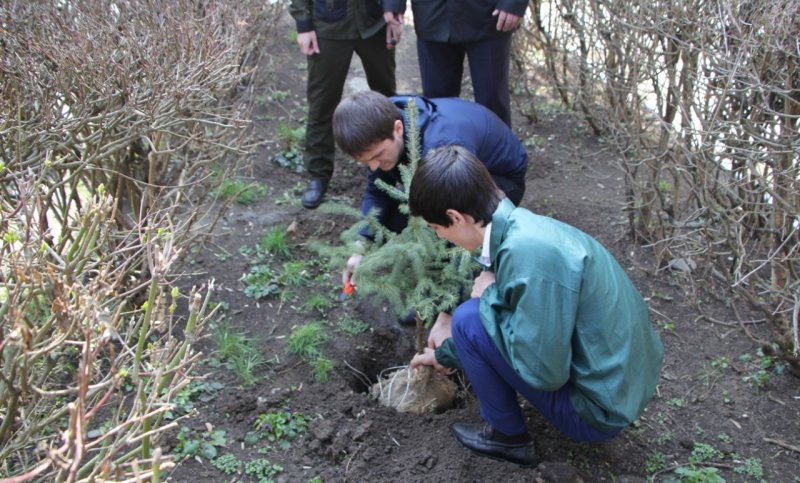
[437,199,663,431]
[289,0,405,40]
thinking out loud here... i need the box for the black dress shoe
[301,179,328,209]
[452,422,536,467]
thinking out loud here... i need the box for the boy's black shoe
[452,422,536,467]
[302,179,328,209]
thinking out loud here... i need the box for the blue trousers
[416,35,513,126]
[451,299,623,442]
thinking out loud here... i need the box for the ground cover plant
[3,3,798,483]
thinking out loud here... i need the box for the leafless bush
[517,0,799,373]
[0,0,283,479]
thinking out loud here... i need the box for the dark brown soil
[167,15,800,483]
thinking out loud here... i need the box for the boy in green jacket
[408,145,664,466]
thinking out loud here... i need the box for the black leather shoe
[452,422,536,467]
[301,179,328,209]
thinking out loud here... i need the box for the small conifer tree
[317,99,476,347]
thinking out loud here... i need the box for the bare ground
[166,16,800,483]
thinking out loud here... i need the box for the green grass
[287,321,328,360]
[214,178,267,205]
[211,322,270,386]
[311,356,334,382]
[302,293,334,314]
[259,228,291,258]
[212,323,248,360]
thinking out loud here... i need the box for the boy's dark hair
[333,90,401,157]
[409,145,504,227]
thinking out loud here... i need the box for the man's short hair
[333,90,401,157]
[409,145,503,227]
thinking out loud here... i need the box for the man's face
[354,120,404,172]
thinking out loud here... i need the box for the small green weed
[701,356,729,386]
[688,442,724,465]
[645,451,667,474]
[243,265,280,299]
[245,458,284,482]
[717,432,732,444]
[672,465,725,482]
[259,228,292,258]
[658,319,676,332]
[271,121,305,172]
[275,182,305,205]
[667,397,687,409]
[721,389,733,404]
[211,453,241,475]
[252,409,308,449]
[302,293,334,314]
[287,321,328,360]
[655,430,674,445]
[733,457,764,482]
[311,356,335,382]
[169,380,223,418]
[270,90,290,102]
[336,315,369,336]
[279,261,311,287]
[175,426,227,460]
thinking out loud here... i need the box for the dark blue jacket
[360,96,528,235]
[411,0,529,43]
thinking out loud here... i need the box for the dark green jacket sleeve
[434,338,462,370]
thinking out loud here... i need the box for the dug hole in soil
[167,14,800,483]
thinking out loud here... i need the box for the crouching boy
[408,145,663,466]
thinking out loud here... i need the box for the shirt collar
[479,222,492,267]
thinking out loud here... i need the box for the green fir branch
[313,98,477,325]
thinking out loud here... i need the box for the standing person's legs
[450,298,622,442]
[416,39,465,98]
[465,35,513,126]
[355,27,396,97]
[302,38,355,208]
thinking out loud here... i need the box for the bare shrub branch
[517,0,800,372]
[0,0,283,479]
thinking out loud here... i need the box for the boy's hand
[410,347,450,374]
[427,312,452,349]
[471,270,496,298]
[297,31,320,55]
[342,253,363,285]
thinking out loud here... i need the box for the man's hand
[297,31,320,55]
[427,312,453,349]
[471,270,496,298]
[492,9,523,32]
[384,12,403,49]
[342,253,363,285]
[410,347,450,374]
